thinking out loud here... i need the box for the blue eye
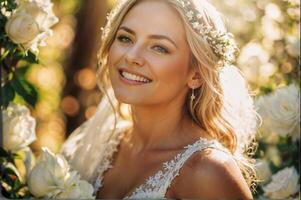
[117,35,132,44]
[153,45,169,54]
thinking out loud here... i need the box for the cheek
[152,56,190,86]
[108,43,123,66]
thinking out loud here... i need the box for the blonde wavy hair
[96,0,259,190]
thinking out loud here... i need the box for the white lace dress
[91,129,227,199]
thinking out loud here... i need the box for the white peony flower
[256,84,300,141]
[255,159,272,184]
[263,167,300,199]
[2,103,36,152]
[27,148,70,197]
[27,148,95,199]
[5,0,58,53]
[56,179,95,199]
[23,147,36,180]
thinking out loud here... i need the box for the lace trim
[125,138,223,199]
[92,132,226,199]
[93,130,126,194]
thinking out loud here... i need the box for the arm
[170,149,253,199]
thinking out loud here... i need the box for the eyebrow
[118,26,178,49]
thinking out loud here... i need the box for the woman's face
[108,0,192,106]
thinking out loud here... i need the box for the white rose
[56,178,95,199]
[27,148,95,199]
[27,148,71,198]
[3,103,36,152]
[256,84,300,141]
[263,167,300,199]
[255,159,272,184]
[5,0,58,53]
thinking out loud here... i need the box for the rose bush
[0,103,95,198]
[1,1,95,198]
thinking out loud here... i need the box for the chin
[113,88,146,105]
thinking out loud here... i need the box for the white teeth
[121,71,151,83]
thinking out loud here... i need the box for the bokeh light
[61,96,80,117]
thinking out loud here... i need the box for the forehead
[120,0,186,41]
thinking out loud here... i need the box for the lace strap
[127,138,224,198]
[160,138,220,192]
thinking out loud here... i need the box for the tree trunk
[63,0,108,135]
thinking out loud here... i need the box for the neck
[128,99,198,153]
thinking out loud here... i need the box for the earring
[191,88,196,101]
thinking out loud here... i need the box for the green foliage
[0,147,32,199]
[276,137,299,171]
[11,67,39,107]
[1,82,15,107]
[0,0,39,108]
[0,0,17,11]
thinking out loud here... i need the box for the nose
[125,44,145,67]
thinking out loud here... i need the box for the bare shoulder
[170,148,253,199]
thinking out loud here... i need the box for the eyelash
[116,35,170,54]
[153,45,169,54]
[117,35,132,44]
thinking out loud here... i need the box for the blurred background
[24,0,299,197]
[27,0,116,153]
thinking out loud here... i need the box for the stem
[1,62,12,85]
[0,49,10,62]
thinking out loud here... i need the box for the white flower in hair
[174,0,239,64]
[102,0,238,65]
[186,10,194,20]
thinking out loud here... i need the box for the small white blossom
[186,11,194,20]
[192,22,201,30]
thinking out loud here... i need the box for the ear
[187,71,203,89]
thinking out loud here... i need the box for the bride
[61,0,258,199]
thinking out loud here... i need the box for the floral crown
[102,0,238,65]
[175,0,238,65]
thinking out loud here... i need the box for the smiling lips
[119,69,152,84]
